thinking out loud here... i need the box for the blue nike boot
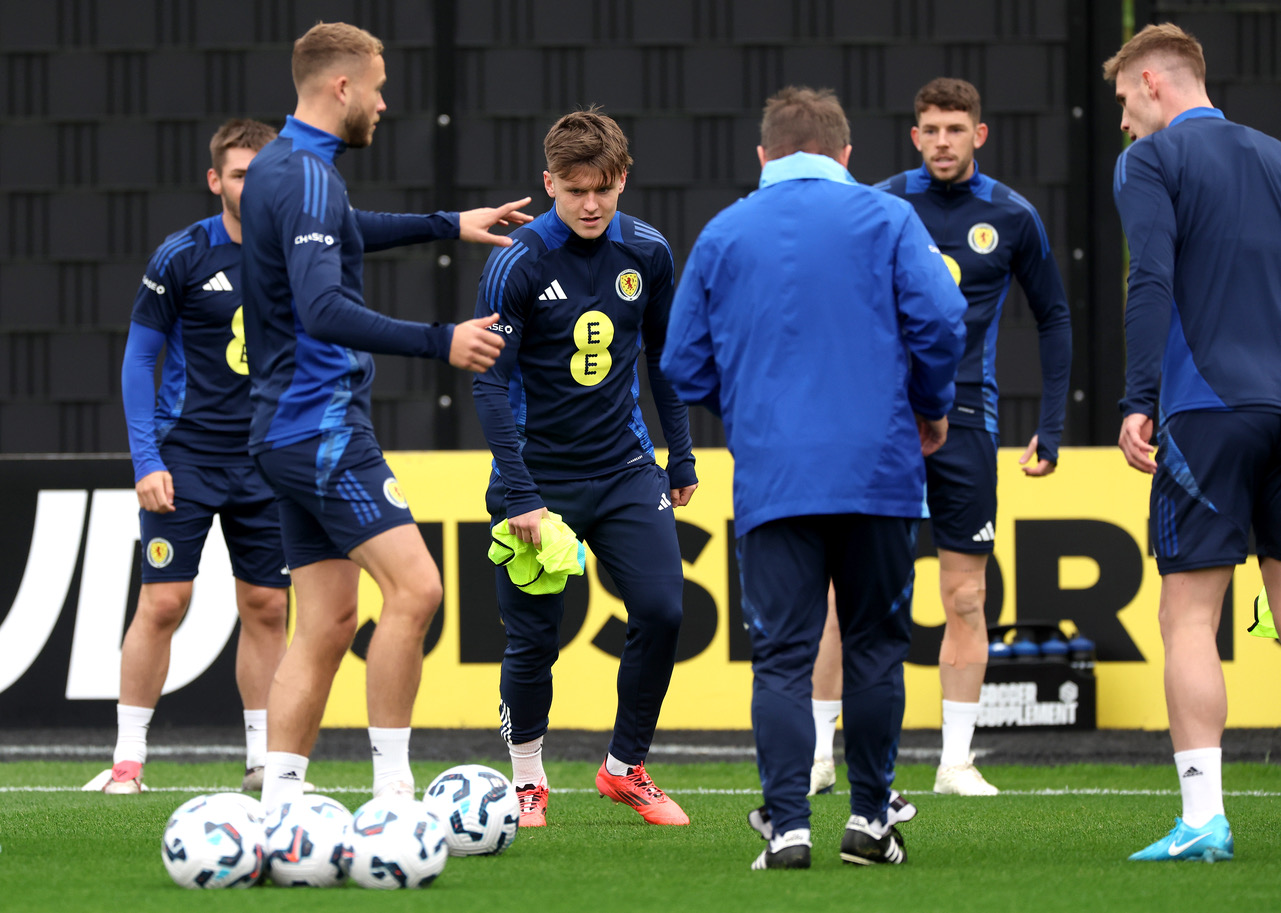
[1129,815,1233,862]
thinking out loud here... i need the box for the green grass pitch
[1,759,1278,912]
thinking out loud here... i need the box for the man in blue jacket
[241,21,532,810]
[1107,22,1281,863]
[663,86,966,870]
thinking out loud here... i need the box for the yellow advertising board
[317,448,1281,730]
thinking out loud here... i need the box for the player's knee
[135,587,191,631]
[630,580,683,634]
[945,577,987,628]
[238,586,288,629]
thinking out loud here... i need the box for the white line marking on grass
[644,746,967,761]
[0,744,243,758]
[5,743,969,762]
[18,786,1281,798]
[7,778,1281,793]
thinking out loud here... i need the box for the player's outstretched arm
[1118,412,1157,474]
[917,414,948,457]
[1018,433,1057,477]
[136,470,175,514]
[450,313,506,371]
[459,198,534,247]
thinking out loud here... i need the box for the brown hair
[292,21,384,90]
[209,118,277,174]
[543,107,633,182]
[759,86,850,159]
[1102,22,1206,83]
[914,77,982,122]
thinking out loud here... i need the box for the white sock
[261,751,309,811]
[509,737,546,787]
[940,699,981,767]
[243,709,267,770]
[1174,747,1224,828]
[369,726,413,795]
[812,699,841,762]
[605,752,633,776]
[113,704,154,765]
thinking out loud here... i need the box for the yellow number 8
[226,306,249,376]
[570,310,614,386]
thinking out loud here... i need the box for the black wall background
[0,0,1277,454]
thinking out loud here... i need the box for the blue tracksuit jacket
[662,152,967,536]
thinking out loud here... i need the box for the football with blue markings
[263,795,353,887]
[160,793,266,889]
[346,795,448,889]
[424,763,520,856]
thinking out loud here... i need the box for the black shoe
[751,829,812,870]
[840,815,906,865]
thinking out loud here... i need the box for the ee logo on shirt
[226,306,249,376]
[571,310,614,386]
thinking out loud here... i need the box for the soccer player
[239,21,532,810]
[472,108,698,828]
[808,77,1072,798]
[101,119,287,796]
[663,86,966,869]
[1106,22,1281,862]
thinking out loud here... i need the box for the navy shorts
[925,426,999,553]
[139,458,287,587]
[253,428,415,570]
[1151,410,1281,574]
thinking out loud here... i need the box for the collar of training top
[280,116,347,162]
[758,151,858,189]
[1169,106,1225,128]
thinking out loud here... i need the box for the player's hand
[1018,434,1056,477]
[136,470,175,513]
[916,414,948,457]
[458,198,534,247]
[1118,412,1157,474]
[508,507,549,548]
[671,483,698,507]
[450,314,506,372]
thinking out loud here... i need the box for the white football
[172,791,265,823]
[264,795,353,887]
[346,795,448,889]
[161,793,266,889]
[424,764,520,856]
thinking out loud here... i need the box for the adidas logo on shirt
[971,521,995,542]
[658,492,672,511]
[1181,766,1203,778]
[538,279,568,300]
[201,270,233,292]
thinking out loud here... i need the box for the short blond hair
[1102,22,1206,84]
[544,108,633,182]
[292,21,384,89]
[759,86,850,159]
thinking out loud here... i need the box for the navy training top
[471,208,696,517]
[123,214,252,480]
[1114,107,1281,420]
[877,163,1072,462]
[240,116,460,453]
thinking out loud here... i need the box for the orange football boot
[595,761,689,825]
[516,783,549,827]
